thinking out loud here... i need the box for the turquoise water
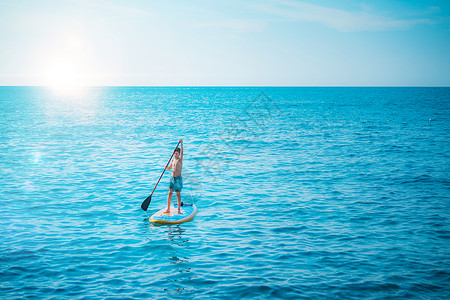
[1,87,449,299]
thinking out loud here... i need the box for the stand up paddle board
[149,203,197,224]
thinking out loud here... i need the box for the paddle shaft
[149,141,181,197]
[141,141,181,211]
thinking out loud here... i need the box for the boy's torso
[172,158,182,177]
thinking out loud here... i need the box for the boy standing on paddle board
[164,139,183,214]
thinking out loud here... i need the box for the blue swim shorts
[169,176,183,192]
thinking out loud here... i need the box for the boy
[164,139,183,214]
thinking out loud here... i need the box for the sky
[0,0,449,86]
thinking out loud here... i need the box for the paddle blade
[141,195,152,211]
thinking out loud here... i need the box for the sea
[0,86,449,299]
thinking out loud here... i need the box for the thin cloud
[258,1,433,32]
[193,19,265,33]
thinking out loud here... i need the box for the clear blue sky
[0,0,449,86]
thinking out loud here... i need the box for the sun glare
[43,61,86,95]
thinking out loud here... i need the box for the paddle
[141,141,181,211]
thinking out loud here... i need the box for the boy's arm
[165,161,172,170]
[179,139,183,161]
